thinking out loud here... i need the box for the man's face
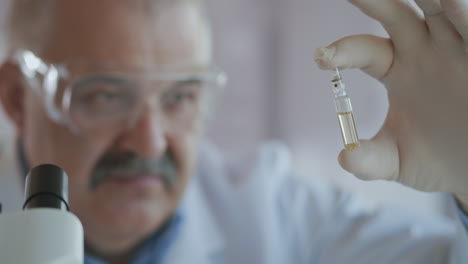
[17,0,211,252]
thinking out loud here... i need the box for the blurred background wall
[204,0,444,214]
[0,0,445,214]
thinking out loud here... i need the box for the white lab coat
[0,141,467,264]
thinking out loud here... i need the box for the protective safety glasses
[13,50,227,135]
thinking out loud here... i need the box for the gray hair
[5,0,56,54]
[5,0,212,55]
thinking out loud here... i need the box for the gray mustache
[90,152,178,190]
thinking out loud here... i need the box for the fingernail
[313,46,336,69]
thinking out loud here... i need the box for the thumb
[338,135,399,182]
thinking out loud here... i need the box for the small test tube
[331,69,360,151]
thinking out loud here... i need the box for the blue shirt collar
[85,212,183,264]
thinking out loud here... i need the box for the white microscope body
[0,164,84,264]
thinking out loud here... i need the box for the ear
[0,61,26,136]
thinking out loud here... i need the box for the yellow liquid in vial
[337,112,360,151]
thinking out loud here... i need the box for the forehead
[38,0,211,68]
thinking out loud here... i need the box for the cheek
[169,127,201,185]
[22,95,117,190]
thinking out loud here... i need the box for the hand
[314,0,468,207]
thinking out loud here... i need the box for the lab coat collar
[163,154,226,264]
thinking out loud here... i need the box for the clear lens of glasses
[64,72,220,134]
[15,50,227,135]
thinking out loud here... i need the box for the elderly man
[0,0,467,263]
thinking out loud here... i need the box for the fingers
[415,0,443,15]
[338,136,399,182]
[442,0,468,42]
[349,0,427,47]
[415,0,462,50]
[314,35,393,80]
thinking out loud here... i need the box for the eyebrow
[169,77,204,90]
[72,74,132,88]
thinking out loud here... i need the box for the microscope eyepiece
[23,164,70,211]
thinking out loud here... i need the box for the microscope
[0,164,84,264]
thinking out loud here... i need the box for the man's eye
[162,90,196,107]
[78,84,125,104]
[86,90,123,104]
[72,79,135,115]
[161,80,203,110]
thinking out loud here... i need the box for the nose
[115,107,168,159]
